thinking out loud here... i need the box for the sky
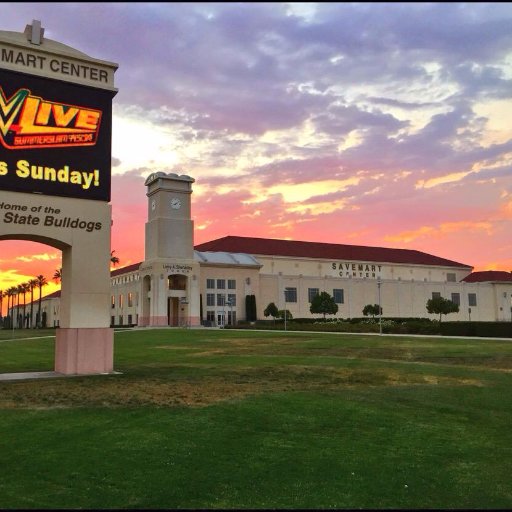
[1,2,512,307]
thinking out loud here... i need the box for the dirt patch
[0,365,486,410]
[154,346,191,350]
[191,349,227,357]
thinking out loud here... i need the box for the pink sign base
[55,328,114,375]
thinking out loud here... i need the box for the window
[227,293,236,307]
[217,279,226,289]
[111,295,115,309]
[111,316,115,326]
[168,275,186,290]
[284,287,297,303]
[308,288,319,303]
[447,273,456,282]
[451,293,460,306]
[468,293,477,307]
[206,293,215,307]
[432,292,441,300]
[128,292,133,307]
[128,314,133,325]
[228,279,236,289]
[206,279,215,289]
[206,311,215,322]
[217,294,225,306]
[333,289,344,304]
[118,315,123,326]
[119,294,124,308]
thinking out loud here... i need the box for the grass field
[1,327,512,509]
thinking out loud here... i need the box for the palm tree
[28,278,38,328]
[0,289,5,326]
[16,284,25,328]
[35,275,48,328]
[110,250,120,267]
[7,286,17,329]
[53,268,62,283]
[20,282,30,328]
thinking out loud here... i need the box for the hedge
[440,321,512,338]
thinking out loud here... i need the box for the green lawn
[1,328,512,509]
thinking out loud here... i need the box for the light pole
[284,287,291,332]
[284,289,287,332]
[227,298,233,327]
[377,277,382,336]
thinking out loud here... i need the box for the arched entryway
[167,274,188,326]
[0,191,114,375]
[0,239,62,332]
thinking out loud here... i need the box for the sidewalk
[0,371,62,381]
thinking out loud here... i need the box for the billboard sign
[0,68,115,201]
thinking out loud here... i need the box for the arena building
[32,172,512,327]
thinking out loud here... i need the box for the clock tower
[139,172,200,327]
[145,172,194,259]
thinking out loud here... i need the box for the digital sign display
[0,68,116,201]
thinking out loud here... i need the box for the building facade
[29,172,512,327]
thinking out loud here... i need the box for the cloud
[16,252,60,263]
[1,2,512,284]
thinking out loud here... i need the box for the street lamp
[377,277,382,336]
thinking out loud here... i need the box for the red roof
[194,236,472,268]
[462,271,512,283]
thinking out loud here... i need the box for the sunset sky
[1,2,512,307]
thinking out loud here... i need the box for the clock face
[151,200,156,211]
[170,197,181,210]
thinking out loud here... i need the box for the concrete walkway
[0,371,63,381]
[0,370,122,381]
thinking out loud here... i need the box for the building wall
[110,270,140,326]
[198,264,261,326]
[31,260,512,326]
[257,255,472,283]
[103,255,512,325]
[258,272,509,321]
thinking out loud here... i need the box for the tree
[363,304,382,318]
[276,309,293,320]
[263,302,279,319]
[20,282,30,328]
[426,296,459,322]
[16,284,24,328]
[245,294,257,322]
[28,278,38,328]
[35,275,48,328]
[53,268,62,283]
[6,286,17,328]
[110,250,120,267]
[310,291,338,319]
